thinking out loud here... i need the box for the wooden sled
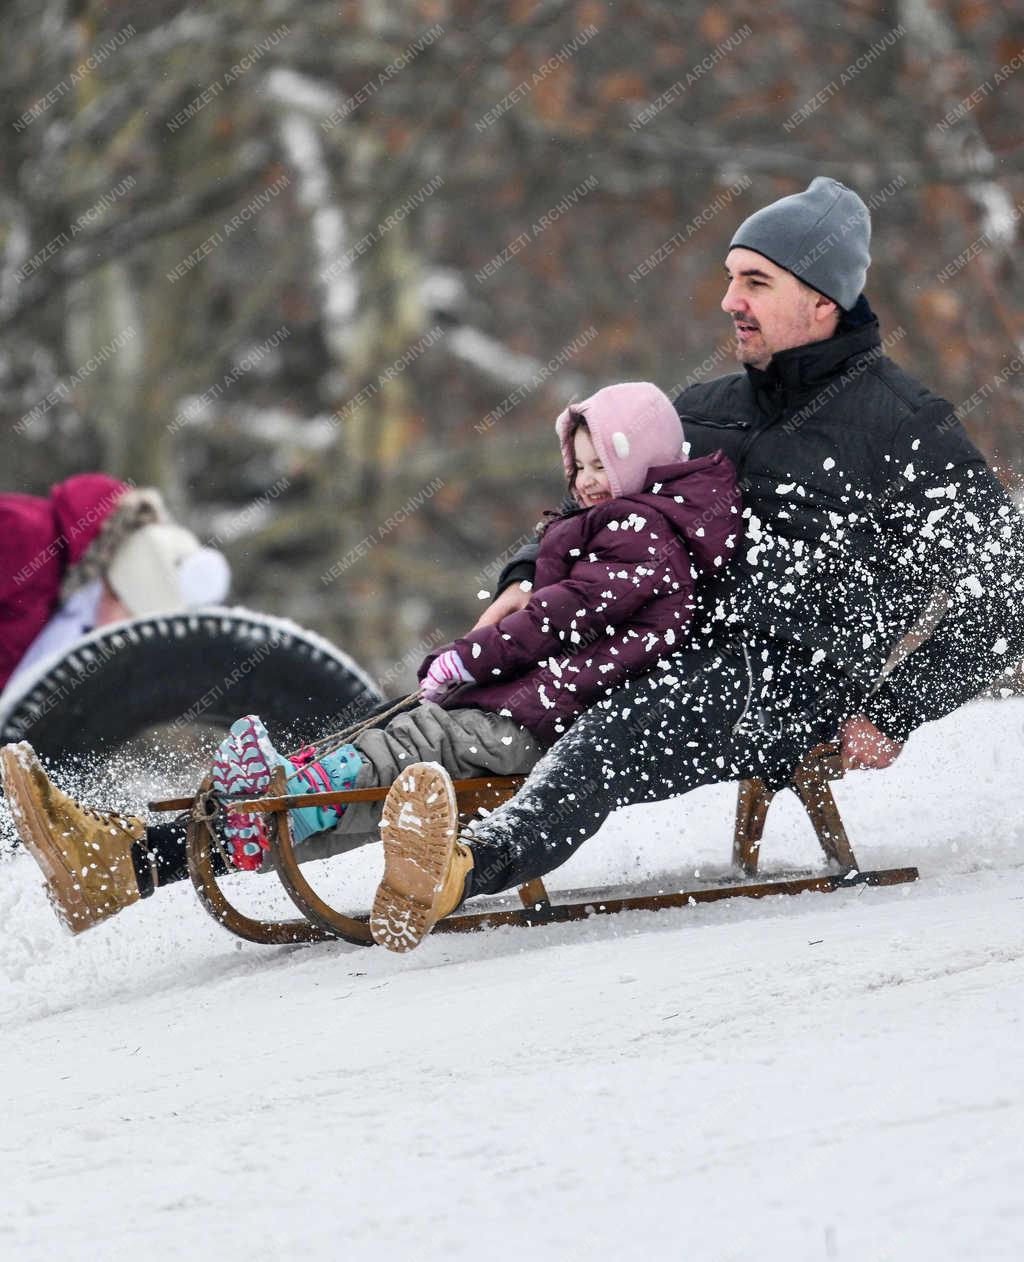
[149,741,918,947]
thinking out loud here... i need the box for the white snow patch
[2,701,1024,1259]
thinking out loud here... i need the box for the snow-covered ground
[2,698,1023,1261]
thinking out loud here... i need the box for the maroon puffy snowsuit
[422,449,741,746]
[0,474,127,691]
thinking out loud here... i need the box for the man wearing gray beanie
[723,176,872,370]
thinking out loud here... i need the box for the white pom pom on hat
[179,547,231,607]
[107,523,231,616]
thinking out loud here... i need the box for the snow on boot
[0,742,145,934]
[210,715,361,870]
[370,761,474,953]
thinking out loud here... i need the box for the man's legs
[464,644,749,893]
[465,638,858,895]
[369,644,755,950]
[0,743,146,933]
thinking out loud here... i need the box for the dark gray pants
[465,637,861,895]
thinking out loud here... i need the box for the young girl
[211,380,741,870]
[1,382,741,933]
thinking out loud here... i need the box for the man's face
[721,247,837,369]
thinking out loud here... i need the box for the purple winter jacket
[420,449,742,747]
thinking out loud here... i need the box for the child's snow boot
[370,761,475,952]
[210,715,361,870]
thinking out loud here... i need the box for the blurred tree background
[3,0,1022,686]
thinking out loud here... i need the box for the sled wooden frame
[150,741,918,947]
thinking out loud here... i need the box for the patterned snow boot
[210,715,361,870]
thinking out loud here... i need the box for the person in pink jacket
[0,475,229,703]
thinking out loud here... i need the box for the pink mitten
[422,648,474,700]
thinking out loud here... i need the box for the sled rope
[186,785,238,875]
[285,689,424,760]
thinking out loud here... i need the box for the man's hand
[840,715,904,772]
[471,581,532,630]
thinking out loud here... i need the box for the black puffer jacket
[497,302,1024,743]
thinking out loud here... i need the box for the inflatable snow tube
[0,607,384,766]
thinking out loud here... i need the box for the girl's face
[573,427,613,507]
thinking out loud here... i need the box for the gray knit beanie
[728,176,871,311]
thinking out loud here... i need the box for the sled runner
[150,739,918,947]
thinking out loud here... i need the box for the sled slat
[149,774,526,814]
[518,878,551,910]
[732,778,774,876]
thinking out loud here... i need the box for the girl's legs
[133,701,543,891]
[300,700,542,858]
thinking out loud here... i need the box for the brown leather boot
[0,742,146,934]
[370,761,474,953]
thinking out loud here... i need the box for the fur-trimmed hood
[60,487,169,600]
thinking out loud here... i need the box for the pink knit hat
[555,382,685,499]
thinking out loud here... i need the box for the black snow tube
[0,608,384,766]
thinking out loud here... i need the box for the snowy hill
[2,698,1023,1260]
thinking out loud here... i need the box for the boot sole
[0,743,94,933]
[370,762,458,953]
[211,715,275,798]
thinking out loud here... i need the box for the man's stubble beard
[736,345,771,369]
[733,302,819,370]
[734,333,772,370]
